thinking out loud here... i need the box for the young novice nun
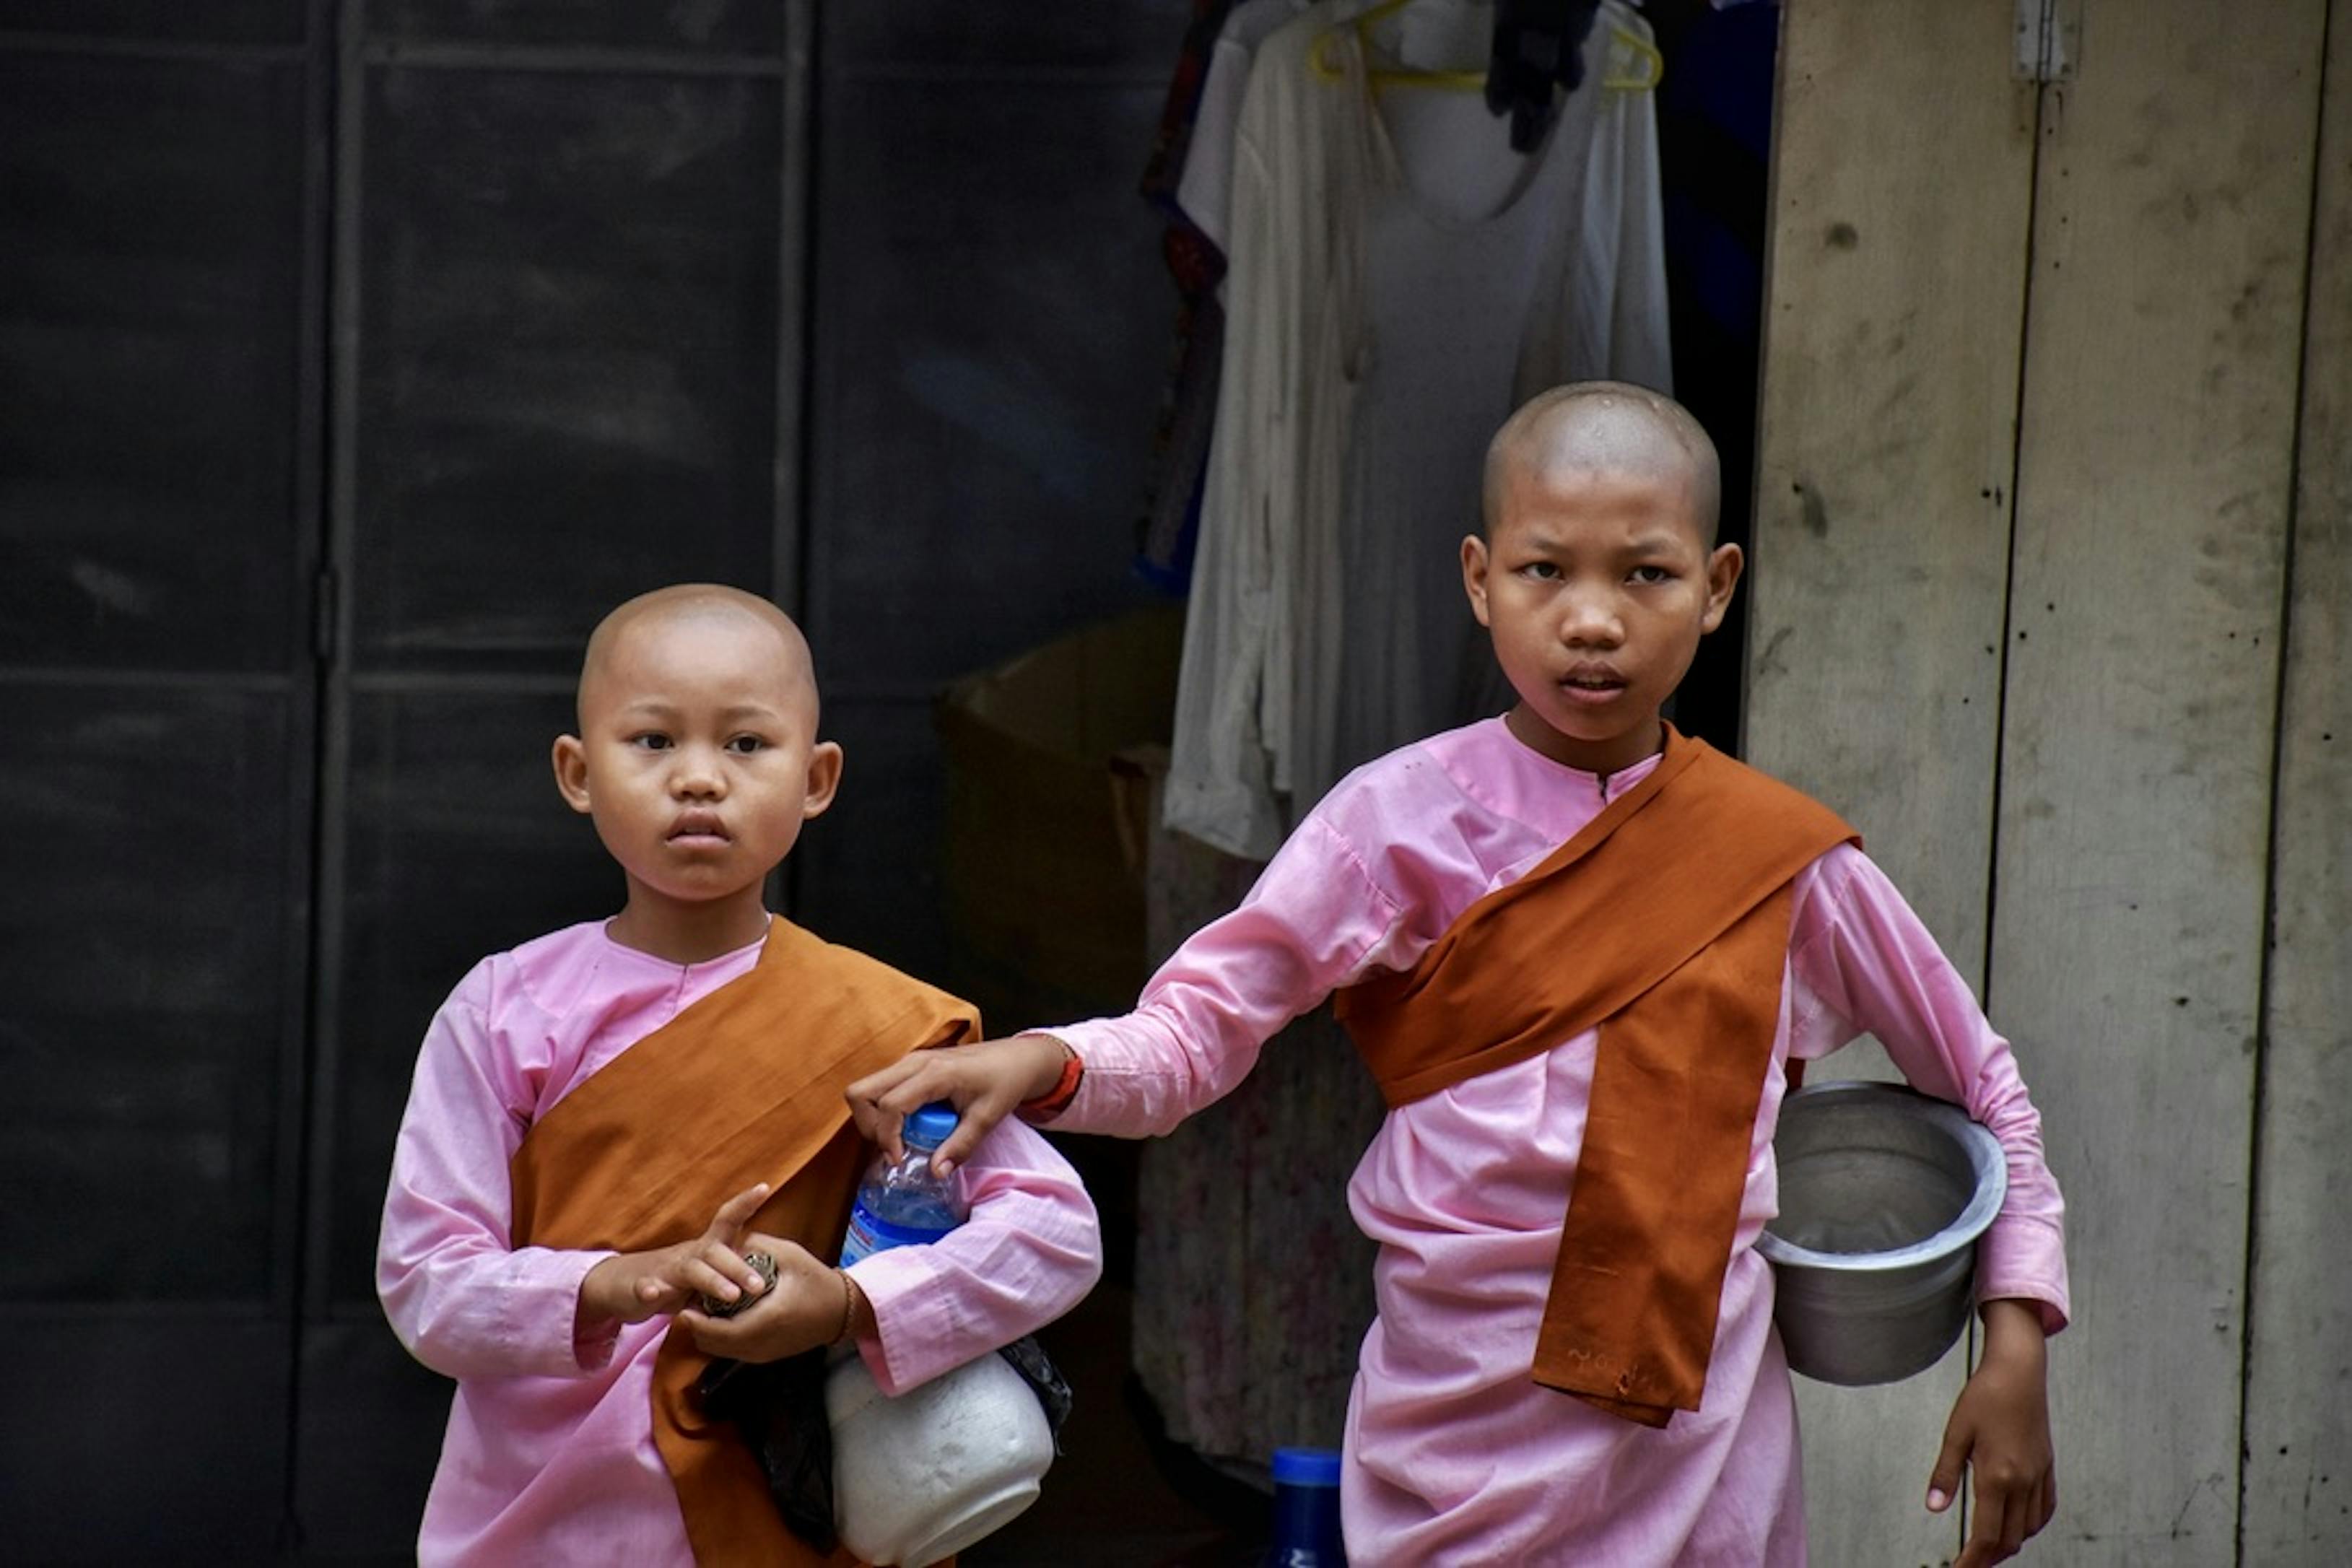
[850,385,2067,1567]
[378,585,1102,1567]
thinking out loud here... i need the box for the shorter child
[851,385,2067,1567]
[378,585,1102,1567]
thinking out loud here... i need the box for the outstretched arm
[849,811,1411,1174]
[845,1033,1072,1175]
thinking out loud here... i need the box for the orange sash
[510,917,980,1565]
[1335,728,1856,1427]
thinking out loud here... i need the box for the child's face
[1462,457,1740,775]
[552,610,842,913]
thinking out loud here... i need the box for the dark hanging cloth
[1135,0,1240,593]
[1645,0,1780,752]
[1485,0,1606,152]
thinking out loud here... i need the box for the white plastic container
[826,1349,1054,1567]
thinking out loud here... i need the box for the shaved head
[1482,382,1721,546]
[577,583,817,729]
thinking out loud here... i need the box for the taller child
[379,585,1101,1567]
[851,386,2067,1566]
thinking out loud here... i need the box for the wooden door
[1751,1,2345,1562]
[0,4,323,1555]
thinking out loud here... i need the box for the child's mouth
[1560,671,1627,705]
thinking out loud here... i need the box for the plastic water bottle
[839,1102,968,1266]
[1266,1446,1345,1566]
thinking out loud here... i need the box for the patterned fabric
[1129,763,1383,1466]
[1135,0,1241,589]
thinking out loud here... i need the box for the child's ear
[801,739,844,820]
[1460,533,1494,627]
[1700,542,1745,632]
[552,734,593,815]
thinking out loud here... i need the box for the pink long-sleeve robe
[1049,717,2068,1566]
[377,919,1102,1567]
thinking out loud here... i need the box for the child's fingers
[2031,1467,2057,1536]
[845,1058,933,1157]
[925,1084,1019,1177]
[1925,1416,1969,1515]
[629,1277,688,1320]
[681,1248,762,1305]
[1998,1490,2029,1556]
[702,1182,772,1244]
[674,1307,724,1350]
[1956,1489,2023,1567]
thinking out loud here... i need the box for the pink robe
[377,920,1103,1567]
[1050,717,2068,1565]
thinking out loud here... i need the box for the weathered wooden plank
[1991,1,2326,1561]
[1747,3,2037,1561]
[2241,5,2352,1558]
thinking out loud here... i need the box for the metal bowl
[1758,1080,2007,1386]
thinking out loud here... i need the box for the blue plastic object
[903,1101,961,1151]
[840,1103,968,1266]
[1266,1446,1345,1566]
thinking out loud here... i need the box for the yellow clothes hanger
[1309,0,1663,94]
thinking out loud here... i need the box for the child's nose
[1559,592,1625,646]
[670,745,728,796]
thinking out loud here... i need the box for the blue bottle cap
[902,1102,961,1151]
[1271,1447,1342,1487]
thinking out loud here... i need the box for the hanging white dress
[1164,0,1672,858]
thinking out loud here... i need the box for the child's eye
[1518,561,1562,580]
[725,736,767,755]
[1629,565,1674,585]
[632,733,673,752]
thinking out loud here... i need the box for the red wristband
[1017,1045,1084,1123]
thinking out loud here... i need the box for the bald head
[1481,382,1721,546]
[577,583,818,730]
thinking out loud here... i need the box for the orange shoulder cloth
[509,917,979,1566]
[1335,727,1857,1427]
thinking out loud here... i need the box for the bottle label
[838,1203,958,1267]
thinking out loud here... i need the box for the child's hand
[577,1182,774,1329]
[679,1239,864,1362]
[845,1034,1072,1176]
[1928,1298,2057,1566]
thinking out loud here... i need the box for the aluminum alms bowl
[1757,1080,2008,1387]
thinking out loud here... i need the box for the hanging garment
[1135,0,1242,590]
[1128,758,1385,1470]
[1164,0,1673,859]
[1485,0,1607,151]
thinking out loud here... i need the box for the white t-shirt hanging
[1164,0,1672,858]
[1174,0,1315,258]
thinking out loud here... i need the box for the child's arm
[1786,845,2068,1563]
[376,972,770,1380]
[1930,1297,2055,1567]
[680,1117,1103,1393]
[850,809,1410,1171]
